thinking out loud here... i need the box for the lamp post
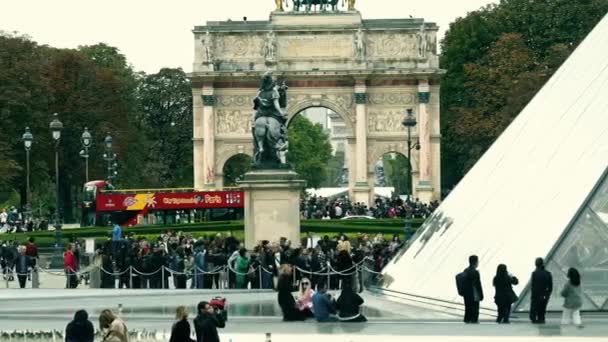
[103,133,118,182]
[80,127,92,182]
[22,127,33,219]
[49,113,63,268]
[401,108,419,234]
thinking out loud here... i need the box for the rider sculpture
[252,72,289,169]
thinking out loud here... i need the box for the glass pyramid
[381,14,608,313]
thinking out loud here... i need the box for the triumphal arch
[190,1,443,204]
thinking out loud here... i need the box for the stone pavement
[0,289,606,341]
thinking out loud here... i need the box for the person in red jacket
[64,243,78,289]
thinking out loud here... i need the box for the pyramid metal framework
[381,14,608,312]
[517,170,608,311]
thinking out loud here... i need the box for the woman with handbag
[493,264,519,324]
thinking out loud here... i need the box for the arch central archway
[287,106,353,189]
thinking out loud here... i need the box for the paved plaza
[0,289,607,341]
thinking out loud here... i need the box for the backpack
[455,271,468,297]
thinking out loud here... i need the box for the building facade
[190,8,443,204]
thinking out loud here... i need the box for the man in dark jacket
[462,255,483,323]
[530,257,553,324]
[194,301,226,342]
[65,310,94,342]
[14,246,32,288]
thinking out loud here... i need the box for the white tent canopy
[305,187,396,199]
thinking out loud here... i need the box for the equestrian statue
[252,72,290,169]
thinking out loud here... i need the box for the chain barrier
[3,258,384,289]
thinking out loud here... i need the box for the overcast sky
[1,0,498,74]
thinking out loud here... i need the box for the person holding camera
[194,301,225,342]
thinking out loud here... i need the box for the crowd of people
[457,255,584,327]
[54,224,404,292]
[300,196,439,220]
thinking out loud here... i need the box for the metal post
[129,266,133,289]
[326,261,330,289]
[405,126,413,233]
[26,149,30,217]
[85,149,89,182]
[162,267,166,289]
[55,146,60,225]
[259,266,263,289]
[407,125,412,202]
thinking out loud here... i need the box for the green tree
[136,68,193,187]
[288,115,333,189]
[382,153,409,196]
[440,0,608,190]
[223,154,252,186]
[0,34,144,221]
[322,151,346,187]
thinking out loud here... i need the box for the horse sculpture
[252,73,289,169]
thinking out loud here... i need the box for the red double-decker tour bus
[82,180,244,227]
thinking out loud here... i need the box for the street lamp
[22,127,33,219]
[80,127,92,182]
[103,133,118,182]
[49,113,63,268]
[401,108,420,234]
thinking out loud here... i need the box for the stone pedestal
[238,170,306,249]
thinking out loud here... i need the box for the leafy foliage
[288,115,333,189]
[382,153,409,195]
[135,68,193,187]
[440,0,608,191]
[0,34,194,221]
[223,154,252,186]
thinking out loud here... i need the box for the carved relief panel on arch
[367,109,415,133]
[216,109,251,135]
[214,34,265,60]
[366,30,436,60]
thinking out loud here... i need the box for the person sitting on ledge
[277,264,307,321]
[312,282,338,322]
[337,280,367,322]
[296,277,315,318]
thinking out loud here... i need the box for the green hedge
[7,218,422,248]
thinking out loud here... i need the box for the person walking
[170,306,195,342]
[561,268,583,327]
[64,243,79,289]
[235,248,250,289]
[14,246,32,288]
[111,222,123,259]
[65,310,95,342]
[492,264,519,324]
[99,309,128,342]
[194,301,226,342]
[192,243,206,289]
[530,257,553,324]
[460,255,483,323]
[25,237,39,288]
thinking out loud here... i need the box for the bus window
[83,186,96,202]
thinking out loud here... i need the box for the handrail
[100,187,241,194]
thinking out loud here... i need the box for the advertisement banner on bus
[96,191,244,212]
